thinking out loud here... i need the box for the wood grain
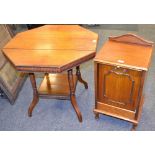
[4,25,98,51]
[68,69,82,122]
[3,25,98,73]
[3,49,95,68]
[38,73,77,97]
[28,73,39,117]
[94,34,153,71]
[94,34,153,130]
[2,25,98,121]
[97,64,142,111]
[109,33,154,46]
[94,102,137,124]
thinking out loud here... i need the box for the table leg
[131,124,138,131]
[94,111,99,120]
[68,69,82,122]
[76,66,88,89]
[45,73,52,91]
[28,73,39,117]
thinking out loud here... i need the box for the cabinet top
[94,34,154,71]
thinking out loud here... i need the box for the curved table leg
[28,73,39,117]
[76,66,88,89]
[68,69,82,122]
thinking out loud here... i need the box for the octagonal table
[2,25,98,122]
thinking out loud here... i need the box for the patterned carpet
[0,24,155,130]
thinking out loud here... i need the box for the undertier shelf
[38,73,77,99]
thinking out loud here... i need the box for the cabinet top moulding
[94,34,154,71]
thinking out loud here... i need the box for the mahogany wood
[2,25,98,122]
[4,25,97,50]
[94,34,153,130]
[68,69,82,122]
[3,49,96,73]
[76,66,88,89]
[3,25,98,73]
[109,33,153,46]
[97,64,142,111]
[38,73,77,99]
[28,73,39,117]
[95,34,153,71]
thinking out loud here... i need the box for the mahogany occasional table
[2,25,98,122]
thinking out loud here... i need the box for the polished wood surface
[28,73,39,117]
[3,25,98,72]
[94,102,137,123]
[38,73,77,98]
[97,64,142,111]
[2,25,98,122]
[68,69,82,122]
[94,34,153,130]
[4,25,97,50]
[76,66,88,89]
[94,34,153,71]
[3,49,95,72]
[109,33,154,46]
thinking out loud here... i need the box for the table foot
[94,111,99,120]
[76,66,88,89]
[131,124,138,131]
[68,69,83,122]
[28,73,39,117]
[71,95,82,122]
[28,96,39,117]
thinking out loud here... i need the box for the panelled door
[97,64,142,111]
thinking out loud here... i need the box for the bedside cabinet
[93,34,154,130]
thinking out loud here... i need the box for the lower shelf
[38,73,77,99]
[94,101,138,124]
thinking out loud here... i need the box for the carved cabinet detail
[98,64,142,111]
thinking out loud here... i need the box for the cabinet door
[97,64,142,111]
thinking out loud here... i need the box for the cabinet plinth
[94,34,153,130]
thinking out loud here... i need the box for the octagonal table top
[2,25,98,73]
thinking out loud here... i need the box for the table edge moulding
[93,33,154,130]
